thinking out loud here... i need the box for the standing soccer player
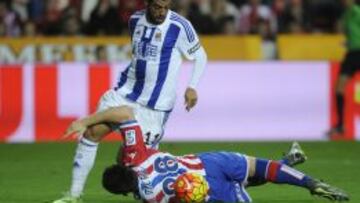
[328,0,360,138]
[53,0,207,202]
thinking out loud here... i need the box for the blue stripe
[170,14,195,42]
[147,24,180,108]
[170,14,194,41]
[126,26,156,101]
[170,16,193,42]
[126,59,146,101]
[129,17,140,37]
[255,159,270,179]
[115,64,131,90]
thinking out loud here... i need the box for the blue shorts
[198,152,252,202]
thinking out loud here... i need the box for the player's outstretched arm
[63,106,135,138]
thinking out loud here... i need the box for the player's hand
[63,120,87,139]
[184,87,198,112]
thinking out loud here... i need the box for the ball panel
[174,172,209,203]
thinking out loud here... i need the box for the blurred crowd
[0,0,352,38]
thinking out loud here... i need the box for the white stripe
[243,155,250,184]
[134,152,164,170]
[280,165,305,180]
[119,122,138,129]
[58,62,88,117]
[7,64,34,143]
[265,162,270,178]
[177,157,202,165]
[355,117,360,140]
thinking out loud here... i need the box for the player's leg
[53,90,132,203]
[53,124,112,203]
[328,51,356,138]
[327,75,350,137]
[247,157,349,201]
[247,142,307,187]
[133,103,170,149]
[70,124,112,197]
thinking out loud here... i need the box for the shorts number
[144,131,161,146]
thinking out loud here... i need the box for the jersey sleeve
[177,20,202,60]
[128,10,144,37]
[120,121,157,166]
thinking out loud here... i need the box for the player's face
[147,0,171,24]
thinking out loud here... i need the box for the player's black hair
[102,164,138,196]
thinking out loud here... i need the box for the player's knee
[83,128,101,142]
[247,156,256,177]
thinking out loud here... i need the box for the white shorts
[97,89,170,149]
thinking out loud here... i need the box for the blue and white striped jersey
[115,10,203,111]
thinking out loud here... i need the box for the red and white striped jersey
[133,152,206,203]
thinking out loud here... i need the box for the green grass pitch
[1,142,359,203]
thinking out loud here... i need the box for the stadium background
[1,0,360,202]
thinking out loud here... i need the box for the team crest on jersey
[125,130,136,146]
[155,32,162,41]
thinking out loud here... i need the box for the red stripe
[35,64,76,141]
[145,164,154,174]
[177,159,204,170]
[267,161,280,182]
[155,191,165,202]
[0,65,23,141]
[182,154,198,160]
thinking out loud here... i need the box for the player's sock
[254,159,310,188]
[336,93,344,129]
[279,159,290,165]
[70,137,98,197]
[247,158,296,187]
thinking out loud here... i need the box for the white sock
[70,137,98,197]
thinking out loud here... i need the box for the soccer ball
[174,172,209,203]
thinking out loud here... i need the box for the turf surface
[0,142,359,203]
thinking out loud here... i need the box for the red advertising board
[0,62,358,142]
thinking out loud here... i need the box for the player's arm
[178,21,208,112]
[185,47,207,111]
[63,107,133,138]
